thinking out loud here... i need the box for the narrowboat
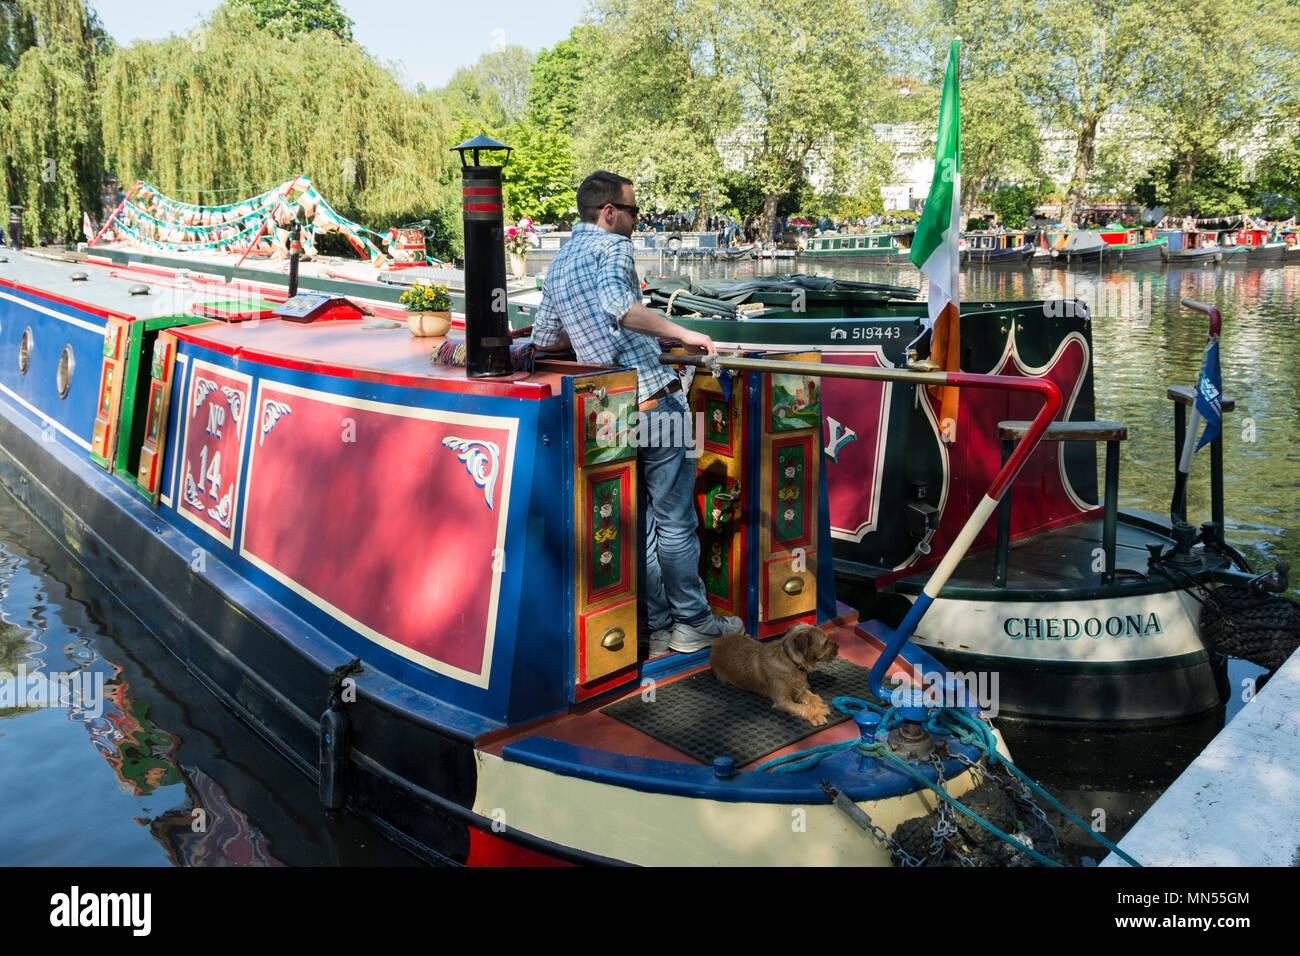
[1211,230,1252,264]
[1048,230,1108,266]
[643,273,1281,723]
[1233,228,1287,262]
[0,237,1039,866]
[960,231,1034,266]
[1097,228,1167,264]
[1156,230,1223,264]
[801,230,916,264]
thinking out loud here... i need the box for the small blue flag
[1194,340,1222,451]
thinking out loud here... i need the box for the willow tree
[99,6,453,229]
[0,0,108,242]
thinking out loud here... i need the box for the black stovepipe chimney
[8,206,23,249]
[452,136,514,378]
[288,220,301,298]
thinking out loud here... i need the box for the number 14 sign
[178,361,252,548]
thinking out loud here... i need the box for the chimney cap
[451,135,512,168]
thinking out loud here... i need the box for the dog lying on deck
[709,625,840,726]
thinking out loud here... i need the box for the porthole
[19,327,32,374]
[57,344,74,399]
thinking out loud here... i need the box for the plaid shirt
[533,223,675,405]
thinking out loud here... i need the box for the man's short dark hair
[577,171,633,223]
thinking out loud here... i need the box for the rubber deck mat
[602,657,884,766]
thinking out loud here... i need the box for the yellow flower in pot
[400,280,452,336]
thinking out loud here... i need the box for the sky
[90,0,591,89]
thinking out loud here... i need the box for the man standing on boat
[533,170,743,654]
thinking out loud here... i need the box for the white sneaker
[648,628,673,656]
[669,614,746,653]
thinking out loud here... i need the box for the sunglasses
[607,202,640,218]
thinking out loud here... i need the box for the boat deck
[477,613,916,770]
[170,315,581,398]
[0,250,587,399]
[915,514,1176,592]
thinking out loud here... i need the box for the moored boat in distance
[1210,229,1252,264]
[961,230,1035,266]
[801,229,916,264]
[528,229,724,263]
[1049,230,1108,266]
[1157,229,1223,264]
[1234,227,1287,262]
[1098,227,1167,264]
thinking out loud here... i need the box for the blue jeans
[637,392,712,631]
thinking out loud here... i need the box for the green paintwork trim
[917,645,1210,675]
[110,314,212,487]
[112,321,144,475]
[89,452,110,470]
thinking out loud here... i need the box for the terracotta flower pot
[407,311,451,337]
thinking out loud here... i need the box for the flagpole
[1171,299,1223,522]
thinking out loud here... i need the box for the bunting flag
[105,177,391,268]
[909,38,962,442]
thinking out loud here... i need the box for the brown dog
[709,624,840,725]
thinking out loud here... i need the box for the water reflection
[0,494,419,866]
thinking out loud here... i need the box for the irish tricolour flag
[909,38,962,440]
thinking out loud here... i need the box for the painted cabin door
[759,353,821,623]
[568,368,639,696]
[90,319,129,469]
[134,332,178,503]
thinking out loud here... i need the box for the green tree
[714,0,900,238]
[1,0,109,241]
[226,0,354,40]
[1018,0,1153,225]
[527,27,599,134]
[574,0,734,224]
[1255,134,1300,218]
[578,0,911,234]
[1134,154,1257,219]
[1136,0,1300,216]
[926,1,1044,209]
[501,119,576,222]
[987,184,1042,228]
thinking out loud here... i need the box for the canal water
[0,255,1293,865]
[0,494,419,865]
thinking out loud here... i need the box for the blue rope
[864,742,1064,867]
[754,699,1142,867]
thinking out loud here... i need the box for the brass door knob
[601,626,625,651]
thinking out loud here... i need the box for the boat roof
[0,249,571,399]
